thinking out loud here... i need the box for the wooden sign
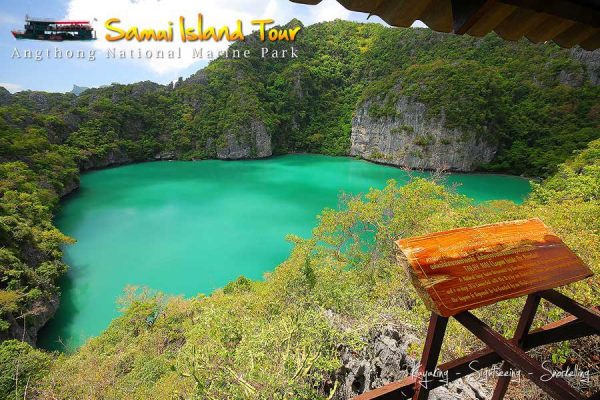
[395,218,593,317]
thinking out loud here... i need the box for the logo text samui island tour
[102,13,301,59]
[105,14,301,43]
[10,14,302,61]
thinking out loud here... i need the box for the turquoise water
[37,155,530,350]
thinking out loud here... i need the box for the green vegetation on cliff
[3,20,598,174]
[0,18,599,399]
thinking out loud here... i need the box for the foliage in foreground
[14,140,596,399]
[0,340,51,399]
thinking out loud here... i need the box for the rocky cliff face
[78,148,133,171]
[216,120,272,159]
[350,96,496,172]
[570,48,600,86]
[0,295,60,345]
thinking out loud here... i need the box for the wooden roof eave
[290,0,600,50]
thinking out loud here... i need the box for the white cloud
[307,0,351,22]
[65,0,355,75]
[0,82,23,93]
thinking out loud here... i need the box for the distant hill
[70,85,89,96]
[3,21,599,177]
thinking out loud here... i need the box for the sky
[0,0,425,93]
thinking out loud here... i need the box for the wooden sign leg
[492,293,541,400]
[539,289,600,332]
[413,313,449,400]
[455,311,585,400]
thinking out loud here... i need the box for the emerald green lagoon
[38,155,530,350]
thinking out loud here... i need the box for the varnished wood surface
[396,219,593,317]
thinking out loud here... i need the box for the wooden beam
[494,8,549,41]
[455,311,585,400]
[451,0,499,34]
[375,0,434,28]
[421,0,454,33]
[464,2,516,36]
[352,377,415,400]
[580,30,600,50]
[499,0,600,28]
[540,289,600,332]
[525,15,575,43]
[414,313,449,399]
[553,24,598,48]
[492,294,540,399]
[522,310,596,348]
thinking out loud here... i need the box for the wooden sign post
[354,218,599,400]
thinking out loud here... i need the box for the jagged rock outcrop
[0,295,60,345]
[570,48,600,86]
[181,70,208,87]
[130,80,164,98]
[350,96,496,172]
[334,325,416,398]
[335,324,490,400]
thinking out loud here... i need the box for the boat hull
[12,31,96,41]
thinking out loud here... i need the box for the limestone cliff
[350,95,497,172]
[215,120,272,159]
[78,148,133,170]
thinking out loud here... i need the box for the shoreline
[71,152,535,181]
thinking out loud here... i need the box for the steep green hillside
[3,20,599,174]
[174,20,599,173]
